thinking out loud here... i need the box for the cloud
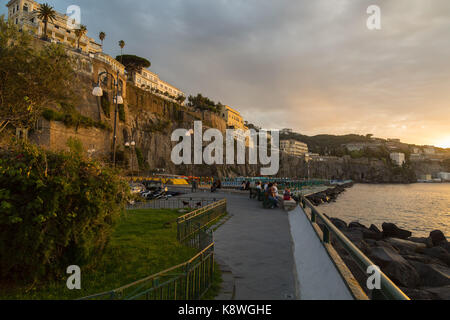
[2,0,449,146]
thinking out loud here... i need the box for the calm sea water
[320,183,450,238]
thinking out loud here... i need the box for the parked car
[130,183,146,194]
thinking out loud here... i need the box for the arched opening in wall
[97,69,109,88]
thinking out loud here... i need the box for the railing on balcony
[299,194,410,300]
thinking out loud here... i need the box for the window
[15,18,18,25]
[13,7,15,14]
[23,4,29,12]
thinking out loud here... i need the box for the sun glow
[436,136,450,149]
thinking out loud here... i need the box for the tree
[99,31,106,46]
[0,141,130,284]
[37,3,56,40]
[0,17,75,134]
[176,95,186,105]
[115,54,151,74]
[75,25,87,49]
[187,94,221,114]
[118,40,125,63]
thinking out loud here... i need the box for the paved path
[183,191,298,300]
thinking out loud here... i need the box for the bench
[282,199,298,212]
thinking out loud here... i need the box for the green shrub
[42,106,111,131]
[134,147,146,169]
[100,94,111,117]
[0,142,130,284]
[118,104,125,122]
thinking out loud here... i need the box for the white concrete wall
[288,206,354,300]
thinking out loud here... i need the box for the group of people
[252,181,292,209]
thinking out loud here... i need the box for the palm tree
[99,31,106,46]
[75,25,87,49]
[37,3,56,40]
[118,40,125,63]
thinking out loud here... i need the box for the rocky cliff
[29,56,448,182]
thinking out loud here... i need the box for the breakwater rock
[324,217,450,300]
[305,182,354,206]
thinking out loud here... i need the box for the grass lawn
[0,208,221,300]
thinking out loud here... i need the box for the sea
[320,183,450,238]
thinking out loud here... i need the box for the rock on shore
[305,182,354,206]
[325,216,450,300]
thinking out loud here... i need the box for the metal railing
[177,199,227,243]
[79,199,227,300]
[299,194,410,300]
[127,197,219,210]
[79,237,215,300]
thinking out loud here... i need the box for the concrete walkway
[183,191,297,300]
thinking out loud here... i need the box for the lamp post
[92,70,123,167]
[125,141,136,179]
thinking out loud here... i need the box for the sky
[2,0,450,148]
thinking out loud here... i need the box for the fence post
[323,225,330,244]
[185,263,191,300]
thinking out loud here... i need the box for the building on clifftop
[6,0,102,54]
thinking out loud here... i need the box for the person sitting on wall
[283,188,292,201]
[268,184,279,209]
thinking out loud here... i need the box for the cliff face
[28,57,447,182]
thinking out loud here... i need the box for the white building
[131,68,185,104]
[280,140,309,157]
[423,146,436,155]
[390,152,406,166]
[438,172,450,181]
[345,143,366,152]
[7,0,102,54]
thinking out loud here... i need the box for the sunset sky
[3,0,450,148]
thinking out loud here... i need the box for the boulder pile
[306,182,354,206]
[325,216,450,300]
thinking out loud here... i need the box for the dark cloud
[2,1,450,146]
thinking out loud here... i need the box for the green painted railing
[300,194,410,300]
[177,199,227,244]
[79,199,227,300]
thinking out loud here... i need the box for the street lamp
[125,141,136,179]
[92,70,123,167]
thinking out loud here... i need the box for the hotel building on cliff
[220,105,253,147]
[131,68,186,105]
[7,0,183,104]
[280,139,309,157]
[6,0,102,54]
